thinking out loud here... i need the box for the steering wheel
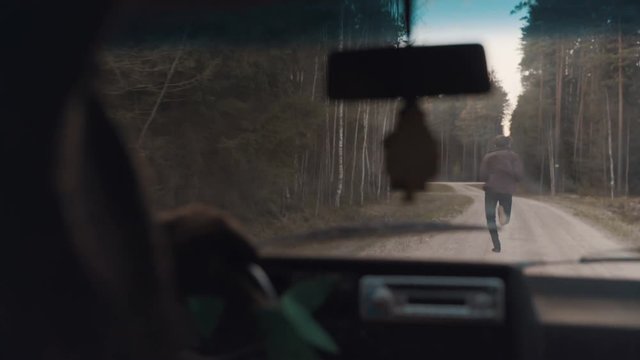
[160,204,277,358]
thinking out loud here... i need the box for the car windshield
[99,0,640,279]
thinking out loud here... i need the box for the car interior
[2,0,640,359]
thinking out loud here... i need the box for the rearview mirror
[327,44,491,100]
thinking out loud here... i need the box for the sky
[412,0,525,135]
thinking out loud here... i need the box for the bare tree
[349,103,362,205]
[137,33,188,148]
[606,89,615,199]
[552,42,564,195]
[360,101,370,205]
[538,55,547,194]
[616,22,624,195]
[311,55,319,101]
[335,101,345,207]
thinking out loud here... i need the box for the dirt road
[277,183,640,279]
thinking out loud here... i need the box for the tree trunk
[137,39,185,148]
[334,5,346,207]
[540,144,546,194]
[616,22,624,194]
[589,106,594,157]
[315,138,323,216]
[462,142,467,180]
[293,154,299,196]
[445,132,450,180]
[573,70,585,177]
[335,101,345,207]
[440,126,445,180]
[538,55,546,193]
[314,137,324,216]
[548,124,556,196]
[606,89,615,199]
[301,150,309,203]
[310,55,319,101]
[552,41,563,195]
[360,101,370,205]
[330,102,338,181]
[579,75,591,175]
[377,103,390,198]
[602,124,607,197]
[350,103,362,205]
[323,103,332,206]
[625,126,630,196]
[365,142,372,194]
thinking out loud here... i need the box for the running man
[479,135,524,253]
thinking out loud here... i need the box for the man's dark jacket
[479,148,524,194]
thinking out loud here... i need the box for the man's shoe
[492,247,501,253]
[498,205,509,226]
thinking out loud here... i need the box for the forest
[98,0,508,230]
[510,0,640,197]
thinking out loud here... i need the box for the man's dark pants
[484,190,513,250]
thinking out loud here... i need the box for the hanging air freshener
[383,98,439,201]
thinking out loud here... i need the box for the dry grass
[250,183,473,247]
[427,183,457,193]
[540,195,640,246]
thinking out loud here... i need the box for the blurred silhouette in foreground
[0,2,261,358]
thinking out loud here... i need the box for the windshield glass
[99,0,640,279]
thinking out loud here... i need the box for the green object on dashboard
[187,276,338,359]
[187,296,225,337]
[261,275,339,359]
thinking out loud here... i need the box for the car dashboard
[261,257,640,360]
